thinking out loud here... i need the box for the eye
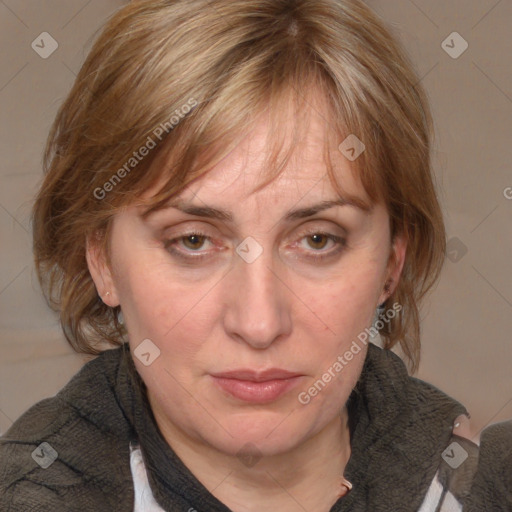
[181,234,209,250]
[302,233,331,250]
[294,230,347,261]
[163,231,216,260]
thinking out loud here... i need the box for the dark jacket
[1,342,511,511]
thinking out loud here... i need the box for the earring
[370,306,381,342]
[102,291,111,304]
[378,279,393,310]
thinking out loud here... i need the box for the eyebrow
[142,196,372,222]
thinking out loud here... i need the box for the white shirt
[130,442,166,512]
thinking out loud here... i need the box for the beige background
[1,0,511,442]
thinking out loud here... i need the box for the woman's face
[87,101,406,458]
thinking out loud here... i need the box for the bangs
[125,71,381,221]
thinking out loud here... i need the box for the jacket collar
[341,344,467,510]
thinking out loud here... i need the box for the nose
[222,247,292,350]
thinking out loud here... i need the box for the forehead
[144,92,370,210]
[131,80,388,228]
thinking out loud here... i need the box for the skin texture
[87,95,407,511]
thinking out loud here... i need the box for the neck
[149,397,352,512]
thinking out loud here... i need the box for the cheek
[116,258,222,359]
[307,264,382,337]
[295,343,367,421]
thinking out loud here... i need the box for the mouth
[210,369,304,403]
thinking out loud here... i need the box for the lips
[212,368,302,382]
[210,368,304,403]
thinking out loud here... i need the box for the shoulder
[348,345,472,508]
[407,368,512,509]
[0,345,135,511]
[462,419,512,510]
[419,419,512,511]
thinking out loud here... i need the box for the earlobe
[85,235,120,307]
[379,233,408,305]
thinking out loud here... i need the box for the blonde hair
[32,0,445,373]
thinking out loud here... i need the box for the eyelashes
[163,230,347,263]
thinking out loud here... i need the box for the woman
[0,0,510,510]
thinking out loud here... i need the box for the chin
[199,409,314,458]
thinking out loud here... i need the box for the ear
[85,234,120,307]
[378,232,407,306]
